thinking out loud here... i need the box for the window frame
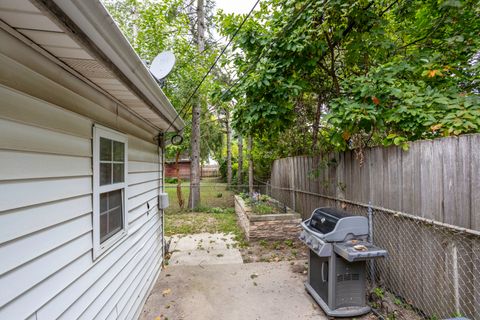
[92,124,128,259]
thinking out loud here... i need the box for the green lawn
[164,180,235,214]
[164,181,245,245]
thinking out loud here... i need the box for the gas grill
[299,207,387,317]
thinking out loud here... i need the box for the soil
[239,238,308,263]
[368,290,423,320]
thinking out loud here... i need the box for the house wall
[165,161,191,180]
[0,29,164,319]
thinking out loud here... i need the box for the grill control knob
[306,238,312,245]
[299,232,306,241]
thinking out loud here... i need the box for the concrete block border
[234,195,302,240]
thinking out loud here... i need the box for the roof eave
[35,0,184,132]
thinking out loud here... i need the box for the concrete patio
[139,233,325,320]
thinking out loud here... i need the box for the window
[93,125,128,258]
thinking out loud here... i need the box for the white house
[0,0,184,319]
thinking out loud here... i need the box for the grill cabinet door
[309,249,329,303]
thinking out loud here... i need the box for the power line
[179,0,320,130]
[165,0,262,132]
[179,0,322,131]
[205,0,391,131]
[200,0,319,119]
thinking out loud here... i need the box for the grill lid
[309,207,352,234]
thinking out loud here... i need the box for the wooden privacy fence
[267,134,480,319]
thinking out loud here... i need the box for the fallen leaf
[250,273,258,279]
[427,69,443,78]
[341,131,351,141]
[371,96,380,105]
[162,288,171,297]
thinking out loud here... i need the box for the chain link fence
[164,180,480,318]
[268,185,480,320]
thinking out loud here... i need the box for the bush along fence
[267,134,480,319]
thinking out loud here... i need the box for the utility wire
[180,0,319,129]
[203,0,394,130]
[165,0,262,132]
[193,0,319,125]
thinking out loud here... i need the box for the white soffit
[0,0,181,132]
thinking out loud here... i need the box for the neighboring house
[165,154,191,180]
[0,1,183,319]
[165,160,219,180]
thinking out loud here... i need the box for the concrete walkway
[140,233,325,320]
[168,233,243,266]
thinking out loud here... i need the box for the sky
[215,0,258,15]
[212,0,259,44]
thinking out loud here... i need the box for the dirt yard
[239,238,308,263]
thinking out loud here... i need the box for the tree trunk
[237,135,243,189]
[226,110,232,188]
[248,136,254,195]
[188,0,204,209]
[195,0,205,52]
[312,92,323,152]
[175,151,184,209]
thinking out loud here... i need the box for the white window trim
[92,124,129,260]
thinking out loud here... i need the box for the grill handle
[321,262,327,282]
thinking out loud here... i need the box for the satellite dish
[149,51,176,81]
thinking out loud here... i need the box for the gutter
[33,0,184,132]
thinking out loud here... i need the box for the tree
[247,135,254,194]
[225,109,232,187]
[217,0,480,160]
[237,134,243,187]
[105,0,224,209]
[188,0,204,209]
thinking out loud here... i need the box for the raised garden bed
[234,194,301,240]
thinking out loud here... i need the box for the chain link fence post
[368,202,376,289]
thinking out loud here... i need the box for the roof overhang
[0,0,184,132]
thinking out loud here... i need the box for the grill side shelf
[333,243,388,262]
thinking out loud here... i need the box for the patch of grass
[373,287,385,300]
[272,241,281,250]
[163,181,250,249]
[252,203,276,215]
[284,239,294,248]
[165,211,240,236]
[164,181,235,214]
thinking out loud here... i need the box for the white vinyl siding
[0,66,164,319]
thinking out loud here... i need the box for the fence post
[452,242,460,315]
[368,202,375,287]
[290,157,296,212]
